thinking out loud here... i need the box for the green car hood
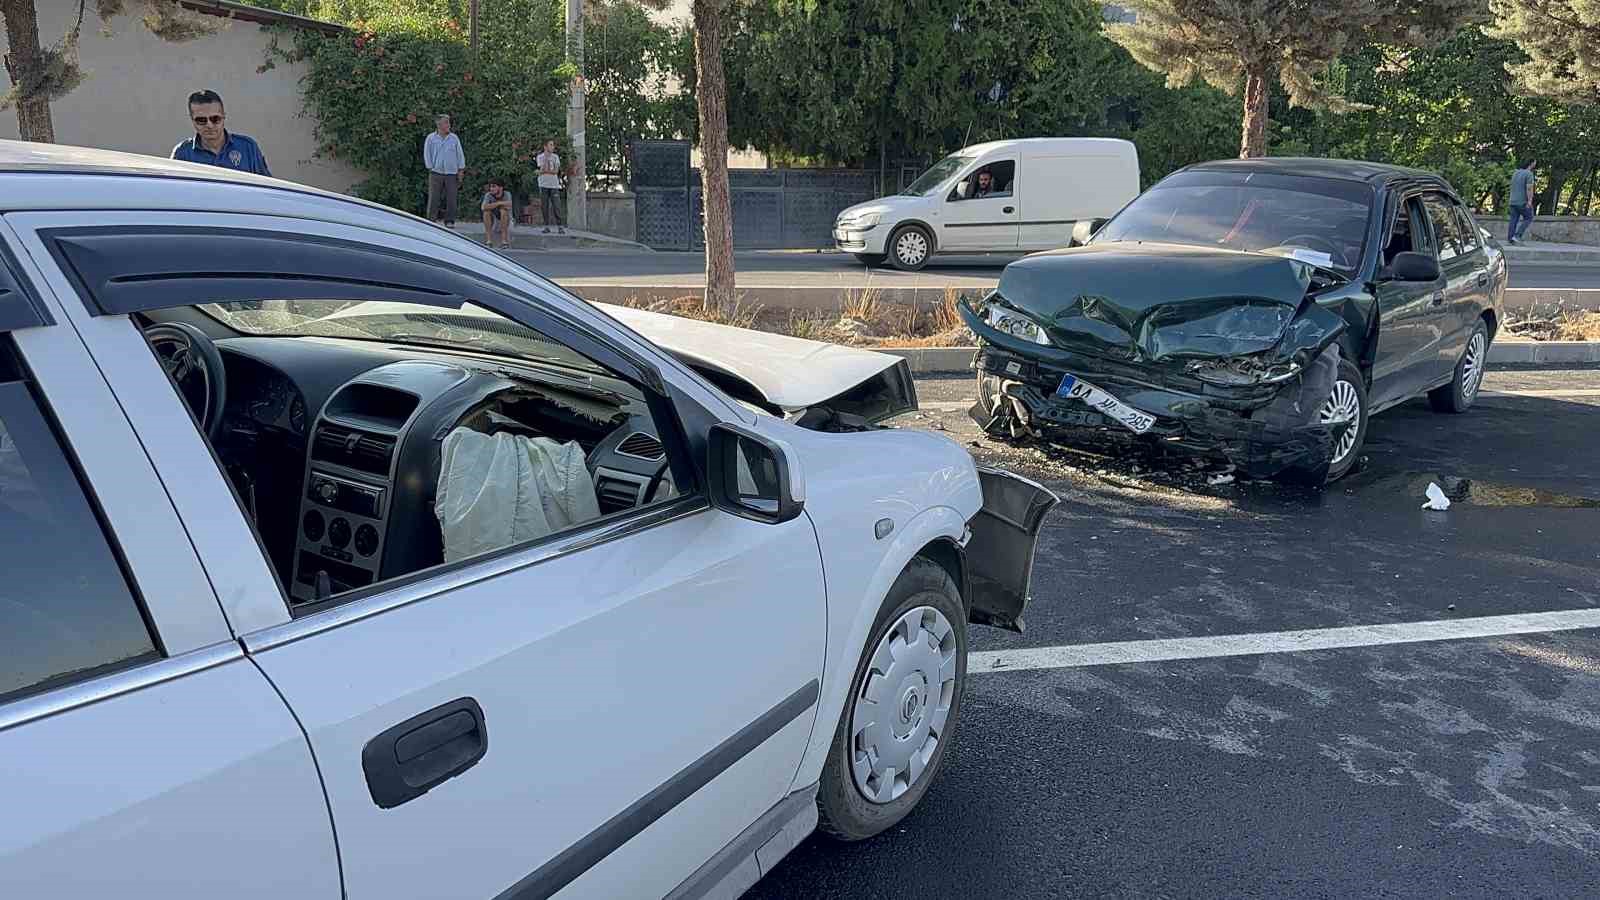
[994,242,1327,362]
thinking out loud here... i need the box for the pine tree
[1106,0,1486,158]
[1486,0,1600,103]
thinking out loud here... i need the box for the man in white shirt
[423,114,467,227]
[535,139,565,234]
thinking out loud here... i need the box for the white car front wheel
[817,557,967,841]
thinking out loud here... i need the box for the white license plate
[1056,374,1156,434]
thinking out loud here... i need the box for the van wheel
[817,558,966,842]
[889,225,933,271]
[854,252,887,267]
[1429,320,1489,413]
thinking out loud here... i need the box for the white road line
[969,608,1600,673]
[1483,388,1600,399]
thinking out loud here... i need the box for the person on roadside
[1507,159,1537,245]
[171,90,271,176]
[424,114,467,227]
[480,178,515,249]
[535,139,566,234]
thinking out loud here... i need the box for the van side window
[957,161,1016,200]
[0,339,159,703]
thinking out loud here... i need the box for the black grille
[616,432,665,461]
[311,424,395,476]
[595,475,641,514]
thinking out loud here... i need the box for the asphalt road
[750,367,1600,899]
[523,249,1600,292]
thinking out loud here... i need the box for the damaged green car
[963,158,1507,483]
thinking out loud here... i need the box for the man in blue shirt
[171,90,271,177]
[1507,159,1537,245]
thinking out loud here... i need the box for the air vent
[616,431,665,461]
[595,475,642,514]
[311,423,396,476]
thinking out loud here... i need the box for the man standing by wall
[424,114,467,227]
[536,139,566,234]
[172,90,271,176]
[1507,159,1538,245]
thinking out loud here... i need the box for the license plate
[1056,374,1156,434]
[833,229,849,243]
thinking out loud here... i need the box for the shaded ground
[750,368,1600,899]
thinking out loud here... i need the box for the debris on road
[1422,482,1452,511]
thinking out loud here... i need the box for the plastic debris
[1208,473,1236,486]
[1422,482,1451,511]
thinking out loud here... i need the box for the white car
[833,137,1140,270]
[0,141,1056,899]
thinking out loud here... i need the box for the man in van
[975,170,997,198]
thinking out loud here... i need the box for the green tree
[1106,0,1486,158]
[2,0,219,142]
[1486,0,1600,103]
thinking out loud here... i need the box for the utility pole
[565,0,588,231]
[468,0,480,57]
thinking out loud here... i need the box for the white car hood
[601,304,915,418]
[838,194,927,221]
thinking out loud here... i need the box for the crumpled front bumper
[970,343,1346,479]
[963,467,1059,633]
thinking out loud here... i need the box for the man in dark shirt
[171,90,271,177]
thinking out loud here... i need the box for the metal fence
[630,140,880,251]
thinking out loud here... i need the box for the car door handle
[362,697,487,809]
[1477,273,1489,286]
[1431,291,1446,306]
[1003,206,1015,214]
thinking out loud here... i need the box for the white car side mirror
[707,423,805,524]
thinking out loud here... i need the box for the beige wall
[0,6,362,194]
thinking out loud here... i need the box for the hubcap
[895,230,929,266]
[1462,331,1487,401]
[1318,379,1362,465]
[850,606,958,805]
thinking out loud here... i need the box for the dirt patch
[607,287,981,349]
[1506,309,1600,342]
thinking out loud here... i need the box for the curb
[877,343,1600,374]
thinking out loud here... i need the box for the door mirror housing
[1069,218,1106,247]
[1383,251,1441,282]
[707,423,805,524]
[952,180,971,201]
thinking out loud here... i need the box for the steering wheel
[143,322,228,440]
[1274,234,1347,268]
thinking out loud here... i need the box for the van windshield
[903,155,975,196]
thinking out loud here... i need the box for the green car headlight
[986,306,1051,346]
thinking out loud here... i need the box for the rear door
[1370,195,1444,407]
[940,158,1020,250]
[1451,200,1493,338]
[0,227,338,898]
[1419,192,1474,385]
[21,212,828,900]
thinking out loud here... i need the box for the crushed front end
[960,243,1353,479]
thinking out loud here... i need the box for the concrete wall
[0,6,362,194]
[1477,216,1600,246]
[585,193,637,242]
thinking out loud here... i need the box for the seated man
[480,178,514,249]
[972,167,1012,199]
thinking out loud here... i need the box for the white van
[833,137,1141,270]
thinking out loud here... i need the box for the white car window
[0,341,158,702]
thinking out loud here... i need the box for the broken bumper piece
[964,467,1059,633]
[971,345,1347,479]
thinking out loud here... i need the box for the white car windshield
[199,300,609,374]
[1095,170,1374,274]
[903,155,976,196]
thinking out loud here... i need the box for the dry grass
[1506,307,1600,341]
[615,293,763,330]
[840,287,884,323]
[605,288,981,349]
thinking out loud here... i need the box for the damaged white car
[0,142,1058,899]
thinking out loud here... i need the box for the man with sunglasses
[171,90,271,177]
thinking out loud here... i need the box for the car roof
[1183,156,1450,189]
[958,137,1135,156]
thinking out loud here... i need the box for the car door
[1451,201,1493,336]
[18,211,828,900]
[940,158,1020,250]
[1419,192,1475,386]
[0,229,338,898]
[1370,194,1444,407]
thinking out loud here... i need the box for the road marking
[1483,388,1600,399]
[917,400,973,412]
[969,608,1600,673]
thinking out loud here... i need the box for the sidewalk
[453,221,650,252]
[1503,240,1600,267]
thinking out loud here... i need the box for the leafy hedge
[265,10,568,215]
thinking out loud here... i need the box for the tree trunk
[692,0,736,314]
[1239,66,1268,159]
[1,0,57,143]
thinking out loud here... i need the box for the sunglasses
[192,114,225,126]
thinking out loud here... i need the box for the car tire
[1282,357,1368,485]
[817,557,967,842]
[1429,319,1489,414]
[854,252,888,268]
[888,225,933,271]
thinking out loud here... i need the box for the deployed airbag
[435,427,601,563]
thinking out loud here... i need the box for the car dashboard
[214,336,673,605]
